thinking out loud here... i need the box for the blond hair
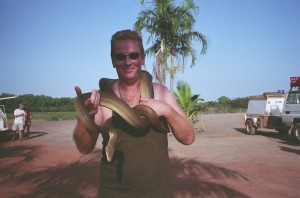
[110,30,145,59]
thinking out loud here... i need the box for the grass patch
[7,111,78,122]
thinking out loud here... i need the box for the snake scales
[74,70,169,162]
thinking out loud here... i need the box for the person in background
[73,29,195,197]
[24,109,32,139]
[12,103,26,141]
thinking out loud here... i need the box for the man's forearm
[15,113,24,117]
[166,109,195,145]
[73,118,99,154]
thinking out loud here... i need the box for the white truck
[282,76,300,142]
[0,105,9,131]
[0,96,17,132]
[244,91,289,135]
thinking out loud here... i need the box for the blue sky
[1,0,299,102]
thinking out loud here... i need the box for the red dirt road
[0,113,299,198]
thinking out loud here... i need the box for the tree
[135,0,208,92]
[218,96,231,106]
[0,93,75,112]
[173,80,206,121]
[230,97,249,109]
[135,0,174,85]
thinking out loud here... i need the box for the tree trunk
[161,38,167,85]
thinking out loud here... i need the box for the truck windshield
[286,92,300,104]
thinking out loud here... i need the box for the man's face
[112,39,145,82]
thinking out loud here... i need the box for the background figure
[24,109,32,138]
[12,103,25,141]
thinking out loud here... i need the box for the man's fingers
[84,98,92,106]
[90,89,97,103]
[89,108,98,115]
[74,86,82,96]
[75,87,99,115]
[94,95,99,109]
[92,90,101,103]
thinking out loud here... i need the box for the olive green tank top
[98,74,173,198]
[98,116,173,198]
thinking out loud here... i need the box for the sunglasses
[114,52,140,61]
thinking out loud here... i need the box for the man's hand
[138,98,171,118]
[75,86,100,115]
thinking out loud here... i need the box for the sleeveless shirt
[98,78,174,198]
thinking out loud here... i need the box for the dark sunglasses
[114,52,140,61]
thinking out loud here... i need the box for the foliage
[204,96,249,113]
[135,0,207,91]
[173,81,207,121]
[0,93,75,113]
[229,97,250,108]
[1,90,249,122]
[217,96,231,105]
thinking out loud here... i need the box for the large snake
[74,70,169,162]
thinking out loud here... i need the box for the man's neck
[118,79,141,107]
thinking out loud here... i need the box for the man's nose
[125,56,132,65]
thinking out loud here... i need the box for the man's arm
[163,104,195,145]
[14,110,24,118]
[29,112,32,119]
[22,110,26,121]
[139,84,195,145]
[73,87,101,154]
[73,118,99,154]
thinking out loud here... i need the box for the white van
[0,105,8,131]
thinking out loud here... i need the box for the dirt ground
[0,113,299,198]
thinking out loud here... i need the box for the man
[73,30,195,197]
[12,103,25,141]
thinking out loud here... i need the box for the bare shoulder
[153,83,186,116]
[153,83,173,101]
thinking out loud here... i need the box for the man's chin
[122,69,137,76]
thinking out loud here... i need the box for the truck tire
[291,123,300,143]
[246,120,256,135]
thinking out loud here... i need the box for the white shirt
[14,109,25,124]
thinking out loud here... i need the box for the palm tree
[173,80,206,122]
[135,0,175,85]
[135,0,208,92]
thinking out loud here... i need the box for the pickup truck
[282,76,300,142]
[244,91,289,135]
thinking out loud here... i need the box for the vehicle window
[287,92,300,104]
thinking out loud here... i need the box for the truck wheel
[246,120,256,135]
[291,123,300,143]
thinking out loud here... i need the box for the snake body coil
[74,71,169,162]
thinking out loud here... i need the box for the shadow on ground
[170,156,251,198]
[234,127,299,146]
[0,144,251,198]
[0,131,48,143]
[0,144,100,198]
